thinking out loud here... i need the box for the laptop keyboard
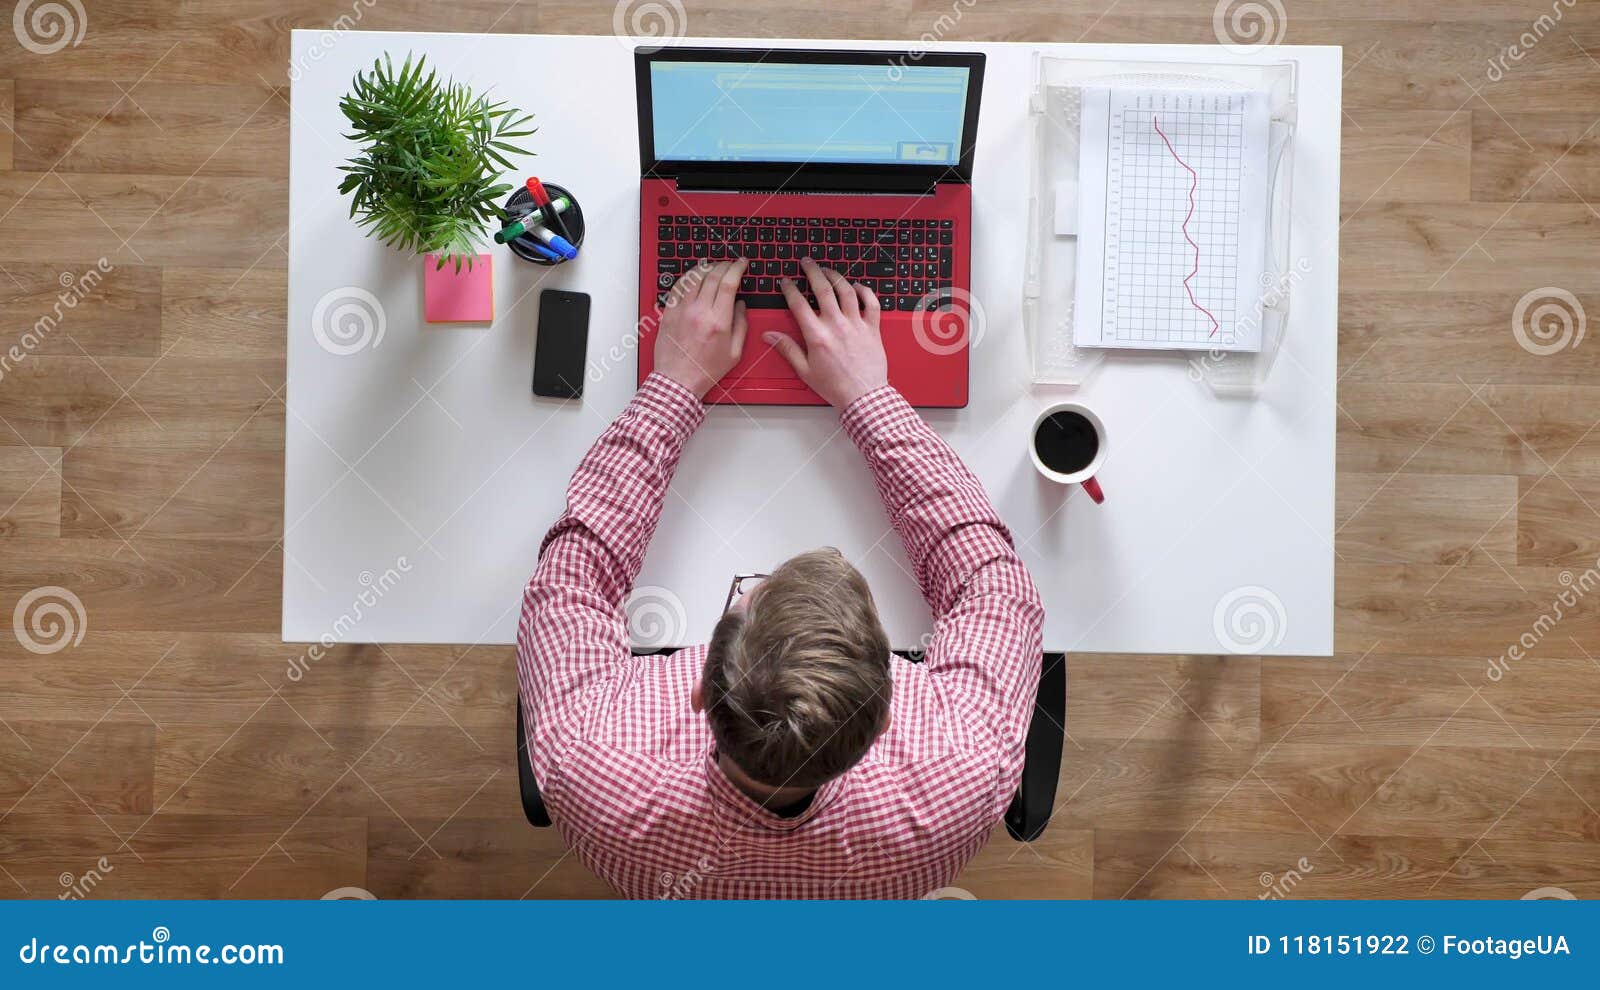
[653,214,957,312]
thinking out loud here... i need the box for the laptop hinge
[673,170,938,196]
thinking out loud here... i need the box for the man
[517,257,1043,898]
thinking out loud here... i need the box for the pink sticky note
[423,254,494,323]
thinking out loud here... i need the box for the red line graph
[1152,114,1221,337]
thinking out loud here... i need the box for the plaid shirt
[517,373,1043,898]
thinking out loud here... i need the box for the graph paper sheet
[1073,86,1270,352]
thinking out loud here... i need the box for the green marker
[496,197,573,244]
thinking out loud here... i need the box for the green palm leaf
[337,53,535,269]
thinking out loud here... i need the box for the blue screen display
[650,60,971,166]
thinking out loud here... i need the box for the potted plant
[337,53,534,271]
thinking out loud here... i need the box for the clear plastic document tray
[1022,54,1299,396]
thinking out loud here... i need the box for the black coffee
[1034,411,1099,475]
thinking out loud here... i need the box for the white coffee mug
[1029,402,1107,503]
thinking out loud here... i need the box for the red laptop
[635,47,985,407]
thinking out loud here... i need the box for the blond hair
[701,549,891,789]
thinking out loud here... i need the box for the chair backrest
[515,650,1066,840]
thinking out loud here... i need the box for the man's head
[694,549,891,792]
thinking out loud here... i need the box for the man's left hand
[654,258,749,400]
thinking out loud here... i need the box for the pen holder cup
[500,183,585,266]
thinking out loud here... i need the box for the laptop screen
[648,60,973,167]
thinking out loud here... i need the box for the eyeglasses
[722,573,769,614]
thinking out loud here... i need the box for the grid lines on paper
[1101,92,1246,346]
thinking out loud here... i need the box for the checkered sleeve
[515,372,705,784]
[841,385,1044,790]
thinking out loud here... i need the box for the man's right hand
[765,258,889,409]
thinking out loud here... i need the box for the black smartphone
[532,289,591,399]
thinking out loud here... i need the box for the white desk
[285,31,1340,655]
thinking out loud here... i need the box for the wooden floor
[2,1,1599,900]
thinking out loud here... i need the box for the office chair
[517,650,1066,842]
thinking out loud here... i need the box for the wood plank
[1337,562,1600,657]
[1339,383,1600,478]
[162,267,285,359]
[0,79,13,171]
[1516,473,1600,565]
[1341,202,1600,293]
[0,1,547,85]
[0,537,280,632]
[1472,111,1600,202]
[0,445,61,536]
[1342,110,1471,205]
[61,447,283,541]
[1048,740,1304,834]
[1336,472,1516,565]
[1065,654,1260,747]
[13,79,286,176]
[0,261,161,358]
[0,813,365,899]
[0,632,479,729]
[0,171,285,268]
[0,356,284,450]
[1263,653,1600,752]
[1339,291,1600,385]
[1252,743,1600,842]
[0,721,154,817]
[1095,830,1600,899]
[367,814,612,899]
[952,824,1095,899]
[155,719,509,820]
